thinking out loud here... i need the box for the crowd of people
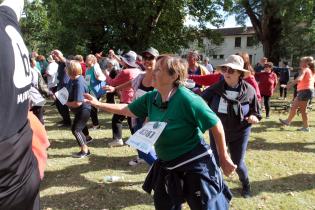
[1,0,315,209]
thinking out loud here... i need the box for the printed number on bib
[126,121,167,154]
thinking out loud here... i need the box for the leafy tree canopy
[21,0,228,56]
[228,0,315,64]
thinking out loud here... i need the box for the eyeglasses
[143,55,155,61]
[221,66,236,74]
[264,65,271,68]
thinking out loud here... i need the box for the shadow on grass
[251,120,304,133]
[45,153,149,175]
[41,154,152,209]
[249,137,315,153]
[48,137,133,149]
[230,173,315,198]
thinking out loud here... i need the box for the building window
[213,55,218,59]
[249,54,253,64]
[235,37,241,47]
[247,36,254,47]
[219,55,224,59]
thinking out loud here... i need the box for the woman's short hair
[67,60,82,77]
[74,55,84,62]
[157,55,188,87]
[300,56,314,70]
[86,54,97,64]
[265,62,274,68]
[36,55,46,61]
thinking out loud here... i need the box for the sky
[185,14,252,29]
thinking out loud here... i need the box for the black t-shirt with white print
[0,4,39,204]
[0,5,32,140]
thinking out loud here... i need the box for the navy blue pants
[112,114,133,140]
[153,154,229,210]
[90,97,100,126]
[263,95,271,118]
[133,117,157,165]
[72,109,90,147]
[56,99,71,125]
[210,126,251,185]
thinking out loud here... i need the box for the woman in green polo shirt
[84,55,236,210]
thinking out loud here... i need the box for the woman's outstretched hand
[84,93,99,107]
[220,154,237,177]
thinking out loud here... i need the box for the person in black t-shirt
[66,60,92,158]
[0,0,41,209]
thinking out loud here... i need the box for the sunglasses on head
[221,66,236,74]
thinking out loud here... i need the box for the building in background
[181,27,264,68]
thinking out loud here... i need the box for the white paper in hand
[126,121,167,154]
[55,87,69,105]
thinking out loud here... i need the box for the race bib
[126,121,167,154]
[85,75,91,86]
[55,87,69,105]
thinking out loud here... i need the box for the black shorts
[297,89,313,101]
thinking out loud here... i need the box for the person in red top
[74,55,87,77]
[255,62,278,119]
[189,72,262,102]
[104,50,141,147]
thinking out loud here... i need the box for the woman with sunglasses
[255,62,278,119]
[188,52,261,102]
[105,47,159,166]
[202,55,261,198]
[85,55,236,210]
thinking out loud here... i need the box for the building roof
[215,27,255,36]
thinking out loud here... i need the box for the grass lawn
[40,93,315,210]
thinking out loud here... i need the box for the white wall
[182,35,264,69]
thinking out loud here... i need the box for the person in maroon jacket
[255,62,278,119]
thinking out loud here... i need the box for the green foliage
[20,0,227,55]
[230,0,315,64]
[20,0,50,55]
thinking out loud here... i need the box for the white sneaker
[108,139,124,147]
[128,157,145,166]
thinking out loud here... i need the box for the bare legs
[282,97,309,128]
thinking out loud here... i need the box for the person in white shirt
[204,57,214,74]
[45,55,59,93]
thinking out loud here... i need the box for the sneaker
[86,136,93,144]
[72,150,91,158]
[241,182,251,198]
[266,116,270,119]
[89,125,100,130]
[297,127,310,132]
[128,157,145,166]
[279,119,290,126]
[108,139,124,147]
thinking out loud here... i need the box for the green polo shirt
[128,86,219,161]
